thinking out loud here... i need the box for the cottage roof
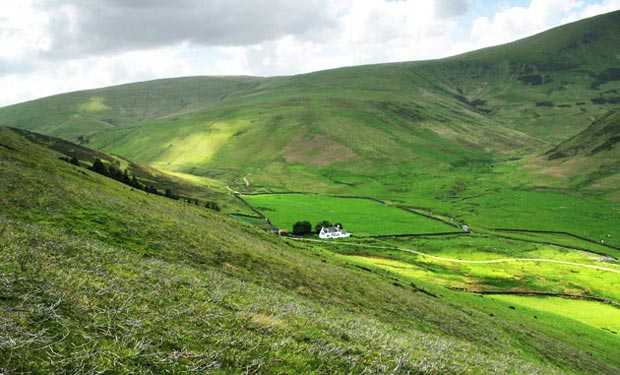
[322,226,343,233]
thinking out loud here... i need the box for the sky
[1,0,619,107]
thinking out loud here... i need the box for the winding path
[294,238,620,274]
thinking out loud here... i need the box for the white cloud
[218,0,465,77]
[40,0,338,58]
[470,0,584,47]
[578,0,620,17]
[0,1,50,61]
[214,47,252,76]
[435,0,469,18]
[0,46,193,106]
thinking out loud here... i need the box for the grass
[3,125,620,373]
[243,193,457,235]
[78,96,110,113]
[489,295,620,334]
[328,236,620,301]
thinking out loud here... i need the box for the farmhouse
[319,225,351,239]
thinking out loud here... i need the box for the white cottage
[319,225,351,239]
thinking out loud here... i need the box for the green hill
[546,111,620,159]
[2,125,620,373]
[0,12,618,191]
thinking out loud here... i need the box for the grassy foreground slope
[2,128,620,373]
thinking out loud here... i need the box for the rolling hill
[0,11,618,192]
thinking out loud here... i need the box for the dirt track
[295,238,620,274]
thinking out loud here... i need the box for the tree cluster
[68,158,222,211]
[292,220,344,236]
[89,158,165,195]
[204,201,221,211]
[59,156,80,166]
[182,198,220,211]
[292,220,312,235]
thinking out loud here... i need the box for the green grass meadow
[489,295,620,334]
[324,234,620,301]
[243,193,457,235]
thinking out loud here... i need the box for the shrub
[293,221,312,236]
[205,201,221,211]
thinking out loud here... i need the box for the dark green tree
[122,169,131,184]
[205,201,221,211]
[90,158,108,175]
[293,220,312,236]
[314,220,333,234]
[130,175,143,190]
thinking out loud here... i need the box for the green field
[489,295,620,334]
[329,236,620,301]
[243,193,457,235]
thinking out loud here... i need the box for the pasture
[333,238,620,301]
[488,295,620,334]
[243,193,457,236]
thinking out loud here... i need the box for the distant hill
[0,11,618,193]
[0,11,619,251]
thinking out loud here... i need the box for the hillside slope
[546,111,620,159]
[2,127,620,373]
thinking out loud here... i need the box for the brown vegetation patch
[442,264,461,271]
[328,97,357,108]
[251,313,284,328]
[281,134,359,167]
[222,262,238,273]
[605,191,620,203]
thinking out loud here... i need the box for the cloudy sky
[1,0,619,107]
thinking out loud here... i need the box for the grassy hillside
[546,111,620,160]
[2,127,620,373]
[6,126,251,214]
